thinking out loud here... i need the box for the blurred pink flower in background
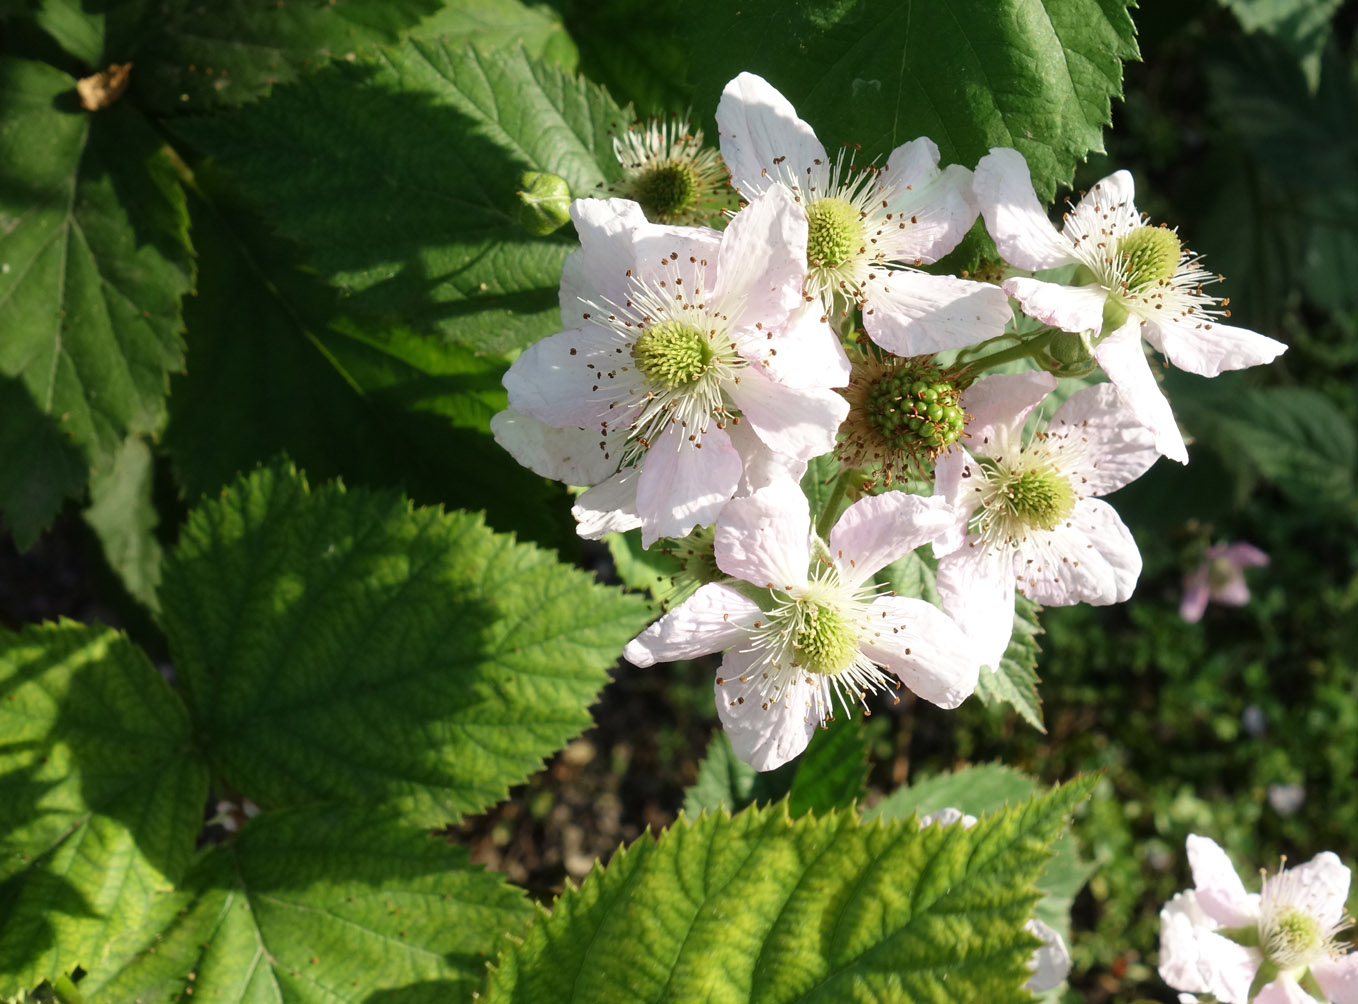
[1180,542,1270,623]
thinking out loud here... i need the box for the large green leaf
[82,435,162,613]
[0,58,193,547]
[484,779,1094,1002]
[160,460,649,826]
[566,0,1137,200]
[77,806,532,1004]
[177,40,630,354]
[165,180,578,553]
[1219,0,1342,90]
[0,622,207,991]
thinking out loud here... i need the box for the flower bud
[513,171,572,236]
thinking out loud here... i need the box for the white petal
[715,72,827,199]
[715,644,819,771]
[862,270,1012,356]
[829,492,956,588]
[716,186,808,333]
[880,141,977,263]
[727,364,847,462]
[1158,890,1259,1004]
[502,325,631,427]
[1253,977,1314,1004]
[1063,170,1141,244]
[1187,834,1258,928]
[726,418,809,495]
[973,148,1075,270]
[959,371,1057,449]
[572,469,642,538]
[1144,315,1288,377]
[715,478,811,590]
[623,583,762,667]
[569,198,649,306]
[919,807,978,829]
[491,409,620,486]
[736,300,852,389]
[930,447,973,558]
[1093,318,1189,464]
[629,221,723,300]
[860,595,980,709]
[635,422,743,546]
[1048,382,1161,495]
[935,544,1017,672]
[1003,276,1109,334]
[1313,954,1358,1004]
[1016,498,1141,607]
[1024,919,1072,993]
[1279,851,1351,930]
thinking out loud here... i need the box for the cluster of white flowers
[493,72,1286,774]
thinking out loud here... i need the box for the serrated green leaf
[682,731,760,817]
[485,781,1093,1003]
[77,806,532,1004]
[177,40,631,354]
[974,593,1046,732]
[1219,0,1342,90]
[82,435,162,613]
[0,375,85,551]
[0,621,207,991]
[160,460,649,825]
[569,0,1138,200]
[165,180,577,553]
[414,0,579,69]
[875,544,942,607]
[799,452,842,533]
[0,58,193,546]
[604,528,685,608]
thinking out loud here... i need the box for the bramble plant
[1,2,1355,1003]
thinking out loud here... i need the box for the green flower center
[866,363,964,454]
[1118,225,1182,290]
[805,196,862,269]
[1264,907,1324,969]
[793,601,859,675]
[631,321,714,390]
[632,159,699,222]
[1001,468,1076,532]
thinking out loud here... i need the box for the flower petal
[572,468,642,538]
[1025,919,1072,993]
[1048,381,1161,495]
[1187,834,1258,928]
[624,583,762,667]
[880,140,977,263]
[830,492,956,588]
[570,197,649,306]
[935,543,1017,672]
[727,417,810,494]
[502,325,632,427]
[959,371,1058,449]
[635,421,743,546]
[716,185,809,333]
[1003,276,1109,334]
[1223,543,1269,568]
[1015,497,1141,607]
[860,595,980,709]
[491,409,621,486]
[862,270,1012,356]
[736,300,852,389]
[1279,851,1351,930]
[629,221,724,301]
[714,478,811,590]
[1313,953,1358,1004]
[1180,570,1210,623]
[973,148,1075,270]
[715,643,819,771]
[1158,889,1259,1004]
[715,72,827,200]
[1143,316,1287,377]
[1062,170,1141,244]
[727,364,847,462]
[1094,317,1188,464]
[931,447,972,558]
[1253,977,1314,1004]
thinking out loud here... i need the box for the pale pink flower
[492,188,850,545]
[1159,834,1357,1004]
[624,480,979,770]
[933,372,1160,670]
[973,147,1287,464]
[715,72,1012,356]
[1180,541,1270,623]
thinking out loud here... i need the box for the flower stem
[814,466,866,541]
[957,328,1057,384]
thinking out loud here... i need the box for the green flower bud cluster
[865,363,965,454]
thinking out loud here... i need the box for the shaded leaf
[81,436,161,612]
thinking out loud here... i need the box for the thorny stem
[956,328,1058,385]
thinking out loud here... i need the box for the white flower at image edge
[934,371,1161,670]
[715,72,1012,356]
[1159,834,1358,1004]
[973,147,1287,464]
[492,188,851,545]
[624,481,980,770]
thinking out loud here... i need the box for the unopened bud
[514,171,571,236]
